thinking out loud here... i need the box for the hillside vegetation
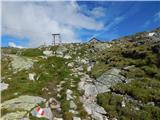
[1,27,160,120]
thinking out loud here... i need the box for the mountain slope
[1,27,160,120]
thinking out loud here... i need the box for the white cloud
[8,42,24,48]
[91,7,106,18]
[2,1,104,47]
[91,16,125,38]
[154,11,160,22]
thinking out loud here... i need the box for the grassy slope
[93,34,160,119]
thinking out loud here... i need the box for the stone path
[67,58,128,120]
[56,74,81,120]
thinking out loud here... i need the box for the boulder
[2,95,46,111]
[9,55,33,71]
[31,107,53,120]
[1,111,27,120]
[94,68,126,93]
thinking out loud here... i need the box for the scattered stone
[147,102,155,106]
[121,101,125,107]
[68,62,74,68]
[73,117,81,120]
[69,110,79,114]
[148,32,155,37]
[43,50,53,56]
[123,65,135,70]
[57,93,61,98]
[64,55,72,59]
[0,82,9,91]
[54,117,63,120]
[42,87,49,91]
[87,66,92,72]
[21,117,30,120]
[80,59,88,64]
[112,118,118,120]
[14,92,18,96]
[70,101,77,109]
[66,89,73,100]
[28,73,36,81]
[48,97,61,109]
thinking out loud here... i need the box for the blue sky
[2,1,160,48]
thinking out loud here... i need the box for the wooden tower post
[52,34,61,46]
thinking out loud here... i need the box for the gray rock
[66,89,73,100]
[69,110,79,114]
[21,117,30,120]
[68,62,74,68]
[31,107,53,120]
[95,68,126,93]
[82,101,107,120]
[54,118,63,120]
[2,95,46,111]
[1,111,27,120]
[83,83,98,97]
[48,97,61,109]
[28,73,36,81]
[123,65,135,70]
[0,82,9,91]
[9,55,33,71]
[70,101,77,109]
[73,117,81,120]
[64,54,72,59]
[43,50,53,56]
[121,101,125,107]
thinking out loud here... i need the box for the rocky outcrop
[0,111,27,120]
[77,68,127,120]
[94,68,127,93]
[9,55,33,72]
[2,95,46,111]
[1,95,46,120]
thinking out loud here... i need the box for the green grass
[21,48,43,57]
[97,92,160,120]
[111,78,160,103]
[1,56,70,101]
